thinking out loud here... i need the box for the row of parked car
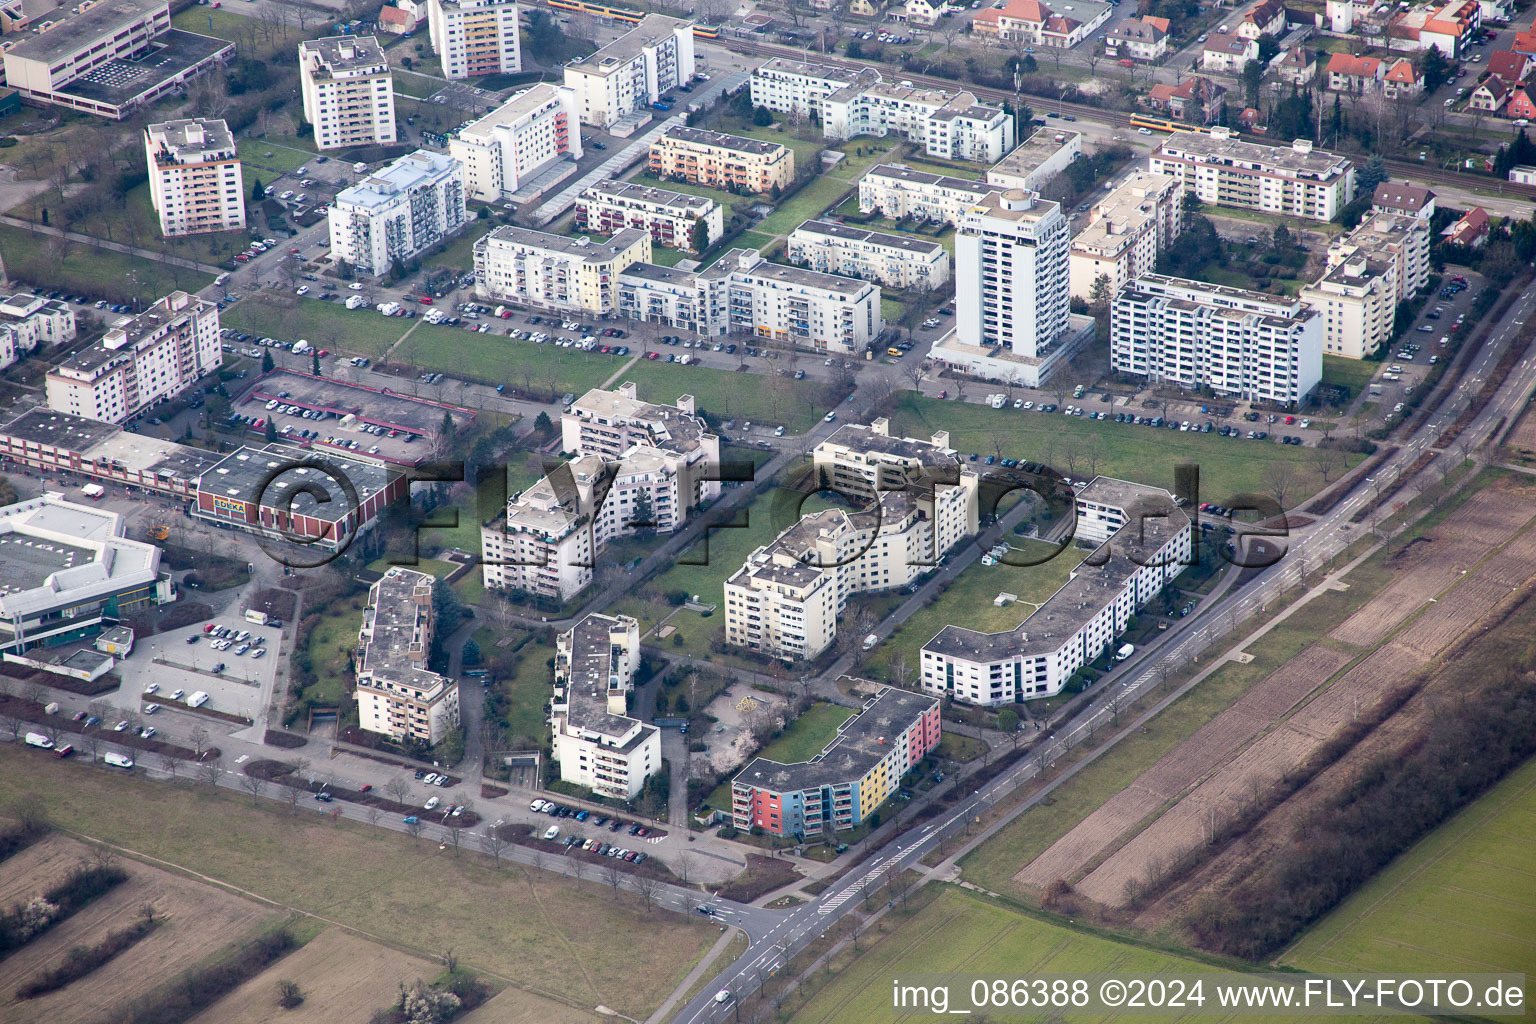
[529,799,655,837]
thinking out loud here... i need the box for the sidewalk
[646,926,742,1024]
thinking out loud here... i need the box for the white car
[140,726,156,739]
[144,683,159,695]
[349,282,364,290]
[280,190,295,200]
[251,648,267,659]
[295,286,310,296]
[424,796,441,810]
[170,689,185,700]
[113,720,129,732]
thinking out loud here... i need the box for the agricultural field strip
[1014,646,1353,889]
[1075,491,1536,906]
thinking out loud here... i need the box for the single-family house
[972,0,1110,47]
[1444,206,1490,247]
[1146,76,1228,124]
[1469,75,1510,111]
[900,0,946,26]
[1487,49,1535,84]
[1382,58,1422,96]
[1326,53,1384,92]
[1239,0,1287,39]
[1277,46,1317,85]
[1508,84,1536,118]
[1105,15,1169,60]
[1202,32,1259,73]
[1372,181,1436,219]
[1513,29,1536,57]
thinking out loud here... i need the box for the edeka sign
[213,495,248,517]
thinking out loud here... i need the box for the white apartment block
[1,0,232,119]
[617,249,883,354]
[574,180,723,253]
[426,0,521,79]
[1299,255,1398,361]
[0,293,77,357]
[857,164,998,227]
[449,84,580,202]
[1112,273,1323,405]
[649,126,794,196]
[46,291,219,424]
[552,613,660,800]
[986,127,1082,193]
[750,58,1014,162]
[328,150,467,276]
[951,188,1073,383]
[474,225,652,316]
[1068,172,1183,300]
[1151,128,1356,223]
[563,14,694,128]
[1325,211,1430,302]
[725,420,979,661]
[922,479,1192,706]
[786,219,950,291]
[356,568,461,745]
[299,36,397,151]
[144,118,245,238]
[483,384,718,601]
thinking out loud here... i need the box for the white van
[187,692,209,708]
[542,825,559,841]
[104,752,135,769]
[24,732,54,749]
[214,272,231,286]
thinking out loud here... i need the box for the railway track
[719,36,1536,202]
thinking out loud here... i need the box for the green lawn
[1322,354,1381,395]
[428,222,493,272]
[645,487,816,613]
[755,178,858,239]
[240,138,316,178]
[0,224,213,301]
[617,359,832,432]
[391,326,617,393]
[863,540,1085,684]
[1283,754,1536,978]
[755,703,856,765]
[222,295,411,358]
[170,4,262,42]
[481,628,555,746]
[721,124,825,170]
[786,888,1395,1024]
[298,602,366,706]
[7,178,247,267]
[888,393,1359,504]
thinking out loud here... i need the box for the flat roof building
[144,118,245,238]
[0,407,221,498]
[474,223,652,316]
[1150,128,1356,222]
[426,0,521,80]
[329,150,467,276]
[857,163,999,227]
[357,568,460,745]
[986,127,1083,193]
[649,125,793,196]
[732,687,941,837]
[449,84,579,202]
[299,35,396,151]
[574,179,722,253]
[0,492,172,654]
[563,13,693,128]
[786,219,950,291]
[1068,172,1182,301]
[551,613,660,800]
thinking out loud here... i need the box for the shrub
[278,979,304,1009]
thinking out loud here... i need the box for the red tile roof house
[1512,29,1536,56]
[1487,49,1535,85]
[1146,76,1228,124]
[1326,53,1384,92]
[1382,58,1421,97]
[1509,85,1536,119]
[1372,181,1436,219]
[1470,76,1510,112]
[1239,0,1287,39]
[1444,206,1490,247]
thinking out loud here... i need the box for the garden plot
[1014,645,1352,890]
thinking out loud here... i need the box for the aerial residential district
[0,0,1532,1020]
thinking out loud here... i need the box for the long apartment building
[617,248,883,354]
[356,568,461,745]
[1,0,231,119]
[426,0,521,80]
[449,84,580,201]
[1150,128,1356,222]
[563,13,693,128]
[474,224,651,316]
[857,164,998,227]
[46,291,219,424]
[482,384,719,602]
[574,180,723,253]
[299,35,396,151]
[144,118,245,238]
[1112,274,1323,405]
[987,127,1083,192]
[1300,211,1431,359]
[921,478,1192,706]
[750,58,1014,162]
[1068,172,1182,301]
[724,420,978,661]
[328,150,467,276]
[649,126,793,196]
[786,219,950,291]
[731,686,941,837]
[551,613,660,801]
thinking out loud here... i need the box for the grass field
[0,224,213,299]
[240,137,316,178]
[888,393,1357,503]
[863,540,1085,684]
[755,703,856,765]
[298,601,366,706]
[617,360,832,432]
[0,746,715,1021]
[391,327,617,394]
[1283,754,1536,978]
[170,5,261,41]
[1322,354,1381,395]
[221,295,410,358]
[787,888,1393,1024]
[488,630,556,745]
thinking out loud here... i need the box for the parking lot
[104,617,284,730]
[234,369,474,465]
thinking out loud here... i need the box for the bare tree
[189,724,211,759]
[366,803,382,827]
[198,755,224,789]
[447,819,465,856]
[1265,461,1297,508]
[158,752,180,782]
[676,851,696,887]
[481,827,507,869]
[281,778,305,813]
[604,860,625,899]
[242,772,266,806]
[0,708,23,740]
[406,816,423,842]
[635,874,663,912]
[387,776,411,806]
